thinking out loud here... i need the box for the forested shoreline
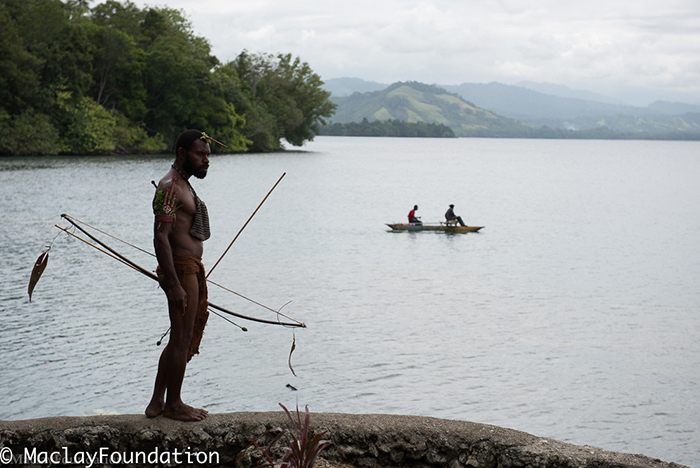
[320,118,456,137]
[0,0,336,156]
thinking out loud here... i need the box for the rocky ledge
[0,412,688,467]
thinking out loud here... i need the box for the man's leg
[163,272,208,420]
[457,216,465,226]
[145,347,168,417]
[146,273,208,421]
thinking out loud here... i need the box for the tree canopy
[0,0,335,156]
[320,118,456,138]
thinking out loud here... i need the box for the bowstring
[60,215,303,326]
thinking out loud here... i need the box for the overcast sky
[128,0,700,106]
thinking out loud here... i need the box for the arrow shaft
[206,172,286,278]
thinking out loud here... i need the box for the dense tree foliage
[320,118,455,138]
[224,52,337,151]
[0,0,335,156]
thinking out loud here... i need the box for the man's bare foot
[145,399,164,418]
[162,402,208,421]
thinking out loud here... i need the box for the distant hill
[647,101,700,115]
[443,83,700,134]
[324,78,700,138]
[328,82,536,137]
[440,82,648,126]
[515,81,625,105]
[322,77,389,97]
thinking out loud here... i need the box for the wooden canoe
[386,223,484,233]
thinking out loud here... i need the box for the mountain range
[326,82,532,137]
[322,78,700,138]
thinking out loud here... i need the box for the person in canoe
[445,204,466,226]
[408,205,422,224]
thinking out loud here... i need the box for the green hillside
[329,82,535,137]
[327,81,700,140]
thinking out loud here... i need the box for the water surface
[1,137,698,465]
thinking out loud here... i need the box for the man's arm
[153,182,187,312]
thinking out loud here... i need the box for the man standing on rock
[146,129,213,421]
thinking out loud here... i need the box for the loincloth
[157,254,209,362]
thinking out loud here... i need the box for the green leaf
[28,251,49,302]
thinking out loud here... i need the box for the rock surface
[0,412,688,467]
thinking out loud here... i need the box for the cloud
[130,0,700,104]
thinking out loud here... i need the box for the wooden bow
[58,214,305,328]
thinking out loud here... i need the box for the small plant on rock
[239,403,341,468]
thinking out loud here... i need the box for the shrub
[0,110,61,156]
[239,403,342,468]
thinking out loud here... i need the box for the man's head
[175,129,210,179]
[414,205,418,210]
[449,204,454,208]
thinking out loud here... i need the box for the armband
[153,186,180,223]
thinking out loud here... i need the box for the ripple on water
[2,140,699,466]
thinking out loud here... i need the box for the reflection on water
[1,138,699,466]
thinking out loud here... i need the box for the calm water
[1,137,699,465]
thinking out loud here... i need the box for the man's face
[183,139,210,179]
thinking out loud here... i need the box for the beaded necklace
[172,164,211,241]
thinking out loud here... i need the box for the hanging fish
[28,250,50,302]
[288,331,297,377]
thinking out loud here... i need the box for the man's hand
[167,283,188,312]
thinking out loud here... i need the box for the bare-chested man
[146,129,212,421]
